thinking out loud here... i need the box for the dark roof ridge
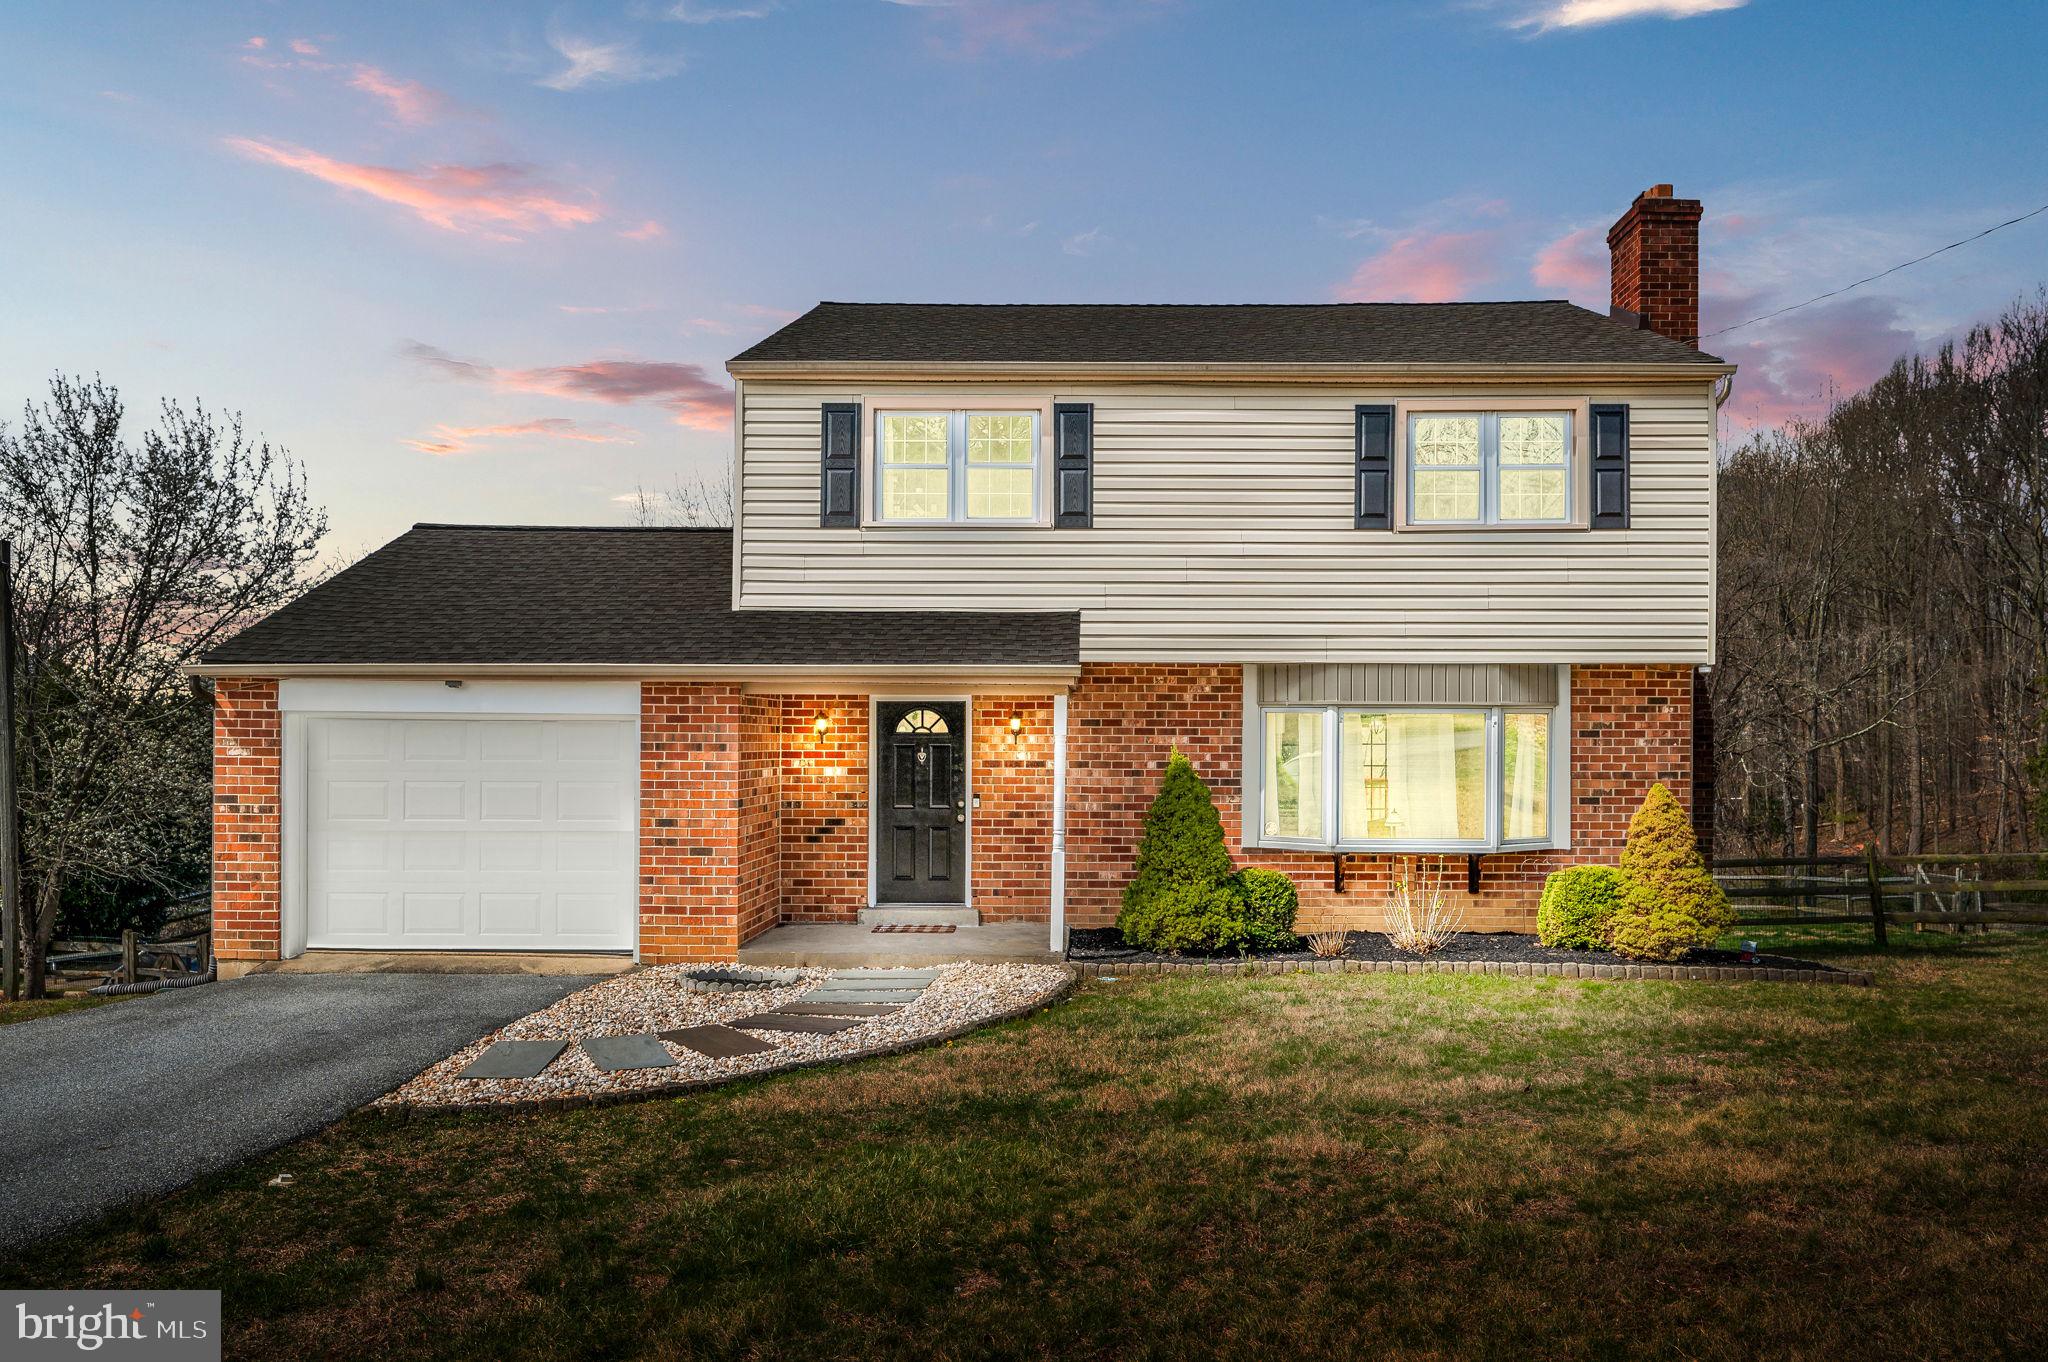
[732,299,1726,368]
[409,523,730,534]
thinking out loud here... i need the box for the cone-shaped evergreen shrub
[1118,748,1287,953]
[1607,783,1734,961]
[1536,865,1625,950]
[1121,748,1233,909]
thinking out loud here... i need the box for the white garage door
[304,716,637,952]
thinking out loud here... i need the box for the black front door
[875,701,966,903]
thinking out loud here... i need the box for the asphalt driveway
[0,971,596,1250]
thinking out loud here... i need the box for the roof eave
[187,660,1084,682]
[724,359,1736,383]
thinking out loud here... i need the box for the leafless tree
[0,376,326,996]
[623,470,734,528]
[1713,290,2048,860]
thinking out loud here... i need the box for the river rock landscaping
[380,962,1072,1109]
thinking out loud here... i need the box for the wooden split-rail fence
[1712,851,2048,947]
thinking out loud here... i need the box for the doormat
[871,924,957,934]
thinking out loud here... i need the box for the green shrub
[1118,748,1262,953]
[1121,748,1234,910]
[1607,783,1735,962]
[1232,866,1300,949]
[1536,865,1625,950]
[1122,881,1254,954]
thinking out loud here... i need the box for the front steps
[857,906,981,927]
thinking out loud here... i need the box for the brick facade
[211,679,283,964]
[968,696,1054,922]
[1065,662,1696,934]
[777,694,869,921]
[639,681,748,962]
[208,666,1697,959]
[737,694,783,945]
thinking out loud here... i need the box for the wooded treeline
[1712,290,2048,858]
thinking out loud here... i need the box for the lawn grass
[6,933,2047,1360]
[0,994,123,1026]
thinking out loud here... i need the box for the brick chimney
[1607,184,1703,347]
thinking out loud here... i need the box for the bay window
[876,410,1040,524]
[1258,704,1554,850]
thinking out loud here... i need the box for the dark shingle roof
[730,301,1724,368]
[201,525,1079,668]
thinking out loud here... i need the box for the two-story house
[196,186,1728,970]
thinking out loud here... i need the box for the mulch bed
[1066,928,1837,974]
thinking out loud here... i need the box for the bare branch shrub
[1303,930,1347,959]
[1385,859,1465,954]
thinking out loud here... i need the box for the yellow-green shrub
[1607,783,1734,961]
[1536,865,1625,950]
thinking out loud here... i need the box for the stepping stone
[806,989,923,1004]
[730,1013,869,1034]
[830,969,942,980]
[659,1024,778,1058]
[457,1039,568,1080]
[775,1001,904,1018]
[580,1034,677,1072]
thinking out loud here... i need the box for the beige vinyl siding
[737,382,1716,663]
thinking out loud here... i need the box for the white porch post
[1050,690,1068,952]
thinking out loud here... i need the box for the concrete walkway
[0,971,595,1251]
[737,922,1060,968]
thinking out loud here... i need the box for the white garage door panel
[305,717,636,952]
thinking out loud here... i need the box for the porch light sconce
[1006,714,1025,744]
[812,713,832,743]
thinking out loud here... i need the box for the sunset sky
[5,0,2044,554]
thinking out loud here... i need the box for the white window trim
[1253,700,1563,855]
[1394,398,1590,531]
[867,401,1050,527]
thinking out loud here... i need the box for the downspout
[1050,691,1068,954]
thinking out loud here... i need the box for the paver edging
[381,968,1081,1119]
[1066,958,1871,987]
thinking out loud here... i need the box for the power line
[1697,197,2048,341]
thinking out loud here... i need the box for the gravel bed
[1066,928,1836,973]
[378,962,1071,1110]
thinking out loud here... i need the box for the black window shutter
[1589,403,1630,529]
[1354,404,1395,529]
[819,402,861,527]
[1053,402,1093,528]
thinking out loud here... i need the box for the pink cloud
[407,343,732,431]
[401,417,637,457]
[1713,295,1918,430]
[243,36,267,50]
[1530,225,1607,304]
[224,137,601,239]
[290,38,322,57]
[1335,229,1500,303]
[885,0,1172,58]
[619,218,667,242]
[348,65,453,125]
